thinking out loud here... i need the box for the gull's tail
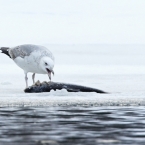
[0,47,11,58]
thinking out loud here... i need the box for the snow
[0,44,145,107]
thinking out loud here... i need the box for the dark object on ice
[24,81,107,94]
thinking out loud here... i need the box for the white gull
[0,44,55,88]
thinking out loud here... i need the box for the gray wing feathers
[9,44,54,60]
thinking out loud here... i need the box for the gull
[0,44,55,88]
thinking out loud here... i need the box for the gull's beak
[46,68,54,81]
[51,70,54,76]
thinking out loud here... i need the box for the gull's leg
[25,72,28,88]
[32,73,35,84]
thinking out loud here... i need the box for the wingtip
[0,47,11,58]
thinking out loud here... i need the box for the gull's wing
[9,44,54,61]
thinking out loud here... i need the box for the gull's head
[39,57,54,80]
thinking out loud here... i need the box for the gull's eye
[45,62,48,65]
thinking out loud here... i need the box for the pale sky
[0,0,145,46]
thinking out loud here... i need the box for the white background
[0,0,145,46]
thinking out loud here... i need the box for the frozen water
[0,44,145,107]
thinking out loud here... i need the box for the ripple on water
[0,107,145,145]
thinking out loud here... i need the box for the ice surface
[0,44,145,107]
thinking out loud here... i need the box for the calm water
[0,106,145,145]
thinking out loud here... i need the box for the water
[0,107,145,145]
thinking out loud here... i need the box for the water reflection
[0,107,145,145]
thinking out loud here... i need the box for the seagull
[0,44,55,88]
